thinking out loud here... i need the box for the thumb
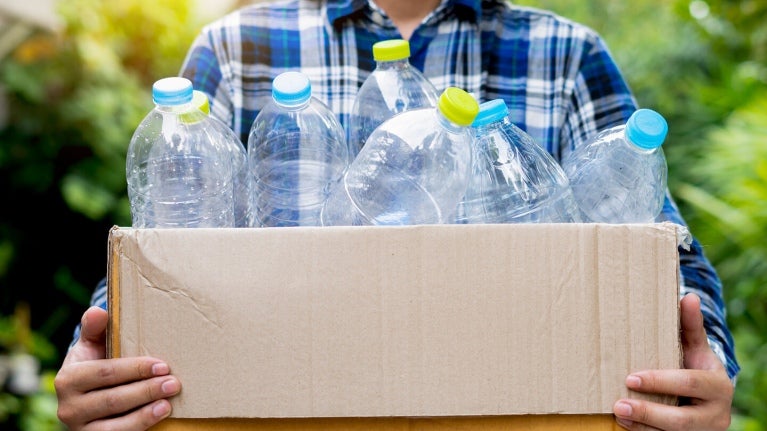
[64,306,109,364]
[78,306,109,344]
[680,293,721,371]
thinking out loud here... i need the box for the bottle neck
[487,116,513,132]
[436,110,467,134]
[472,114,512,137]
[274,98,311,111]
[156,102,194,113]
[157,102,209,126]
[623,128,660,154]
[376,58,410,71]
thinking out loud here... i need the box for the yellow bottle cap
[438,87,479,127]
[179,90,210,123]
[192,90,210,115]
[372,39,410,62]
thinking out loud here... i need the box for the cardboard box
[107,223,684,430]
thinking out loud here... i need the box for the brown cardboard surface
[108,223,681,421]
[149,415,623,431]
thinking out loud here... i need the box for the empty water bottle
[348,39,440,157]
[453,99,581,224]
[126,77,237,228]
[321,87,479,226]
[247,71,348,227]
[192,90,254,227]
[561,108,669,223]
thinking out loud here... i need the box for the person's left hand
[612,293,733,431]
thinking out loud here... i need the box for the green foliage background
[0,0,764,429]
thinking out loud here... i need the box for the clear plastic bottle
[126,77,236,228]
[247,71,348,227]
[348,39,440,158]
[561,108,669,223]
[321,87,479,226]
[453,99,581,224]
[192,90,254,227]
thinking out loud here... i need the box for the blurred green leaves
[56,0,199,82]
[676,95,767,426]
[1,0,201,222]
[0,305,62,430]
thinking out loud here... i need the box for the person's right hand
[55,306,181,431]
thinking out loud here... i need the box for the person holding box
[55,1,738,430]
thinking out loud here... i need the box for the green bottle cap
[179,90,209,124]
[438,87,479,127]
[192,90,210,115]
[372,39,410,62]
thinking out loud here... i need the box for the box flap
[108,223,681,419]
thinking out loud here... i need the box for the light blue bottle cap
[625,108,668,150]
[152,77,193,106]
[471,99,509,127]
[272,71,312,106]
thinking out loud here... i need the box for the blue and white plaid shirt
[79,0,739,381]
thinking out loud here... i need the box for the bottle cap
[438,87,479,127]
[471,99,509,127]
[192,90,210,115]
[153,77,194,106]
[272,71,312,106]
[626,109,668,150]
[179,90,210,124]
[372,39,410,62]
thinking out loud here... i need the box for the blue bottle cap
[625,109,668,150]
[471,99,509,127]
[153,77,194,106]
[272,71,312,106]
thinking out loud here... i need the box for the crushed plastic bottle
[454,99,581,224]
[321,87,479,226]
[561,108,669,223]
